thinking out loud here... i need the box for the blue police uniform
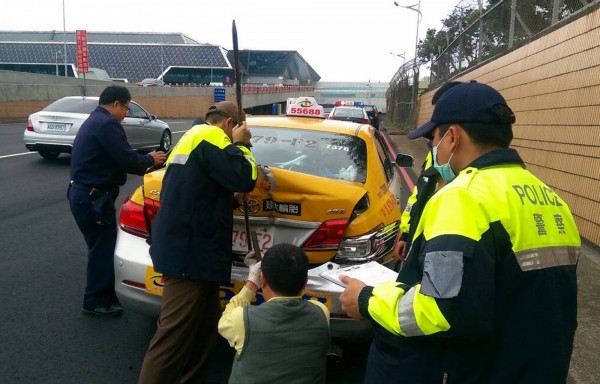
[68,106,153,311]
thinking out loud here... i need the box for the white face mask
[432,129,458,182]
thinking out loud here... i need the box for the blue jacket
[71,106,153,187]
[149,124,257,283]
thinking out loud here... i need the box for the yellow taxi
[114,97,413,340]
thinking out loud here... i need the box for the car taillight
[361,118,370,124]
[26,119,34,132]
[143,197,160,223]
[119,196,160,238]
[302,219,349,251]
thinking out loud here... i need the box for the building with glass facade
[0,31,320,86]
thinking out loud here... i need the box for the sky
[1,0,462,83]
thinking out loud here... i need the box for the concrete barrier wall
[0,70,314,119]
[416,8,600,247]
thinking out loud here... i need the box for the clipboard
[319,261,398,287]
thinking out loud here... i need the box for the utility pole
[62,0,67,77]
[393,1,422,125]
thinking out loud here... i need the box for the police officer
[138,101,257,384]
[340,81,580,383]
[68,85,166,318]
[394,81,461,263]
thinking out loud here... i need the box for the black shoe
[81,305,122,318]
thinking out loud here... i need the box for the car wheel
[39,150,60,159]
[159,130,172,152]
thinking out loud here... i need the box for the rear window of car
[249,126,367,182]
[43,98,98,114]
[333,107,365,119]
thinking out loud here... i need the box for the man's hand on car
[149,150,167,165]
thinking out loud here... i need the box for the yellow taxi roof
[247,115,374,138]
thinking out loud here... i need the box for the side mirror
[150,114,157,120]
[394,153,414,168]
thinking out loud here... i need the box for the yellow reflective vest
[150,124,257,282]
[399,151,434,238]
[358,148,580,382]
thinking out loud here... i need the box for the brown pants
[138,276,221,384]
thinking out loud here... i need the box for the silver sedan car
[24,96,172,159]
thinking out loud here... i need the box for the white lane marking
[0,152,37,159]
[172,130,188,134]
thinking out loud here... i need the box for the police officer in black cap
[68,85,166,317]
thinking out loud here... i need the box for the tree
[419,0,592,88]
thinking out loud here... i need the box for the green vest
[229,299,329,384]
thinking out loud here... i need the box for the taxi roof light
[286,97,325,118]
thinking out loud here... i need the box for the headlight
[337,234,373,260]
[335,221,399,263]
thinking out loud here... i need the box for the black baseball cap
[407,81,514,140]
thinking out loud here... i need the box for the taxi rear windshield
[333,107,364,118]
[249,126,367,182]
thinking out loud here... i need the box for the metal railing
[386,0,600,129]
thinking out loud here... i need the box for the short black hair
[438,104,514,148]
[99,86,131,106]
[261,243,308,296]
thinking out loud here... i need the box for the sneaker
[81,305,123,318]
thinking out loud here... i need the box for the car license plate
[232,226,274,252]
[46,123,67,132]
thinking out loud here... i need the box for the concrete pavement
[386,130,600,383]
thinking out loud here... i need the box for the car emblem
[240,197,260,214]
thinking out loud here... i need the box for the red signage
[76,30,89,74]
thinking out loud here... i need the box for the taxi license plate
[232,226,274,252]
[47,123,67,132]
[146,267,332,311]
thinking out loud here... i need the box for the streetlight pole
[55,51,63,76]
[363,80,373,105]
[393,1,422,124]
[393,1,422,62]
[390,51,406,63]
[62,0,67,77]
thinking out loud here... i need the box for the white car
[24,96,172,159]
[136,78,168,87]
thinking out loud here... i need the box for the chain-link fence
[386,0,600,129]
[386,58,419,131]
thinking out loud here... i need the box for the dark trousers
[67,185,118,310]
[363,335,439,384]
[138,276,221,384]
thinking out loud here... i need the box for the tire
[38,150,60,159]
[159,130,172,152]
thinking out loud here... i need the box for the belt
[69,180,119,193]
